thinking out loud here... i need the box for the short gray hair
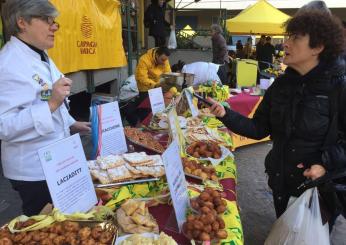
[298,1,331,15]
[211,24,223,34]
[1,0,58,40]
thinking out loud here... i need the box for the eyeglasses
[32,15,60,29]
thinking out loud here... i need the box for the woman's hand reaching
[207,97,226,118]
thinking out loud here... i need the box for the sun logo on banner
[81,15,93,39]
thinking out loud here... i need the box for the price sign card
[38,134,97,214]
[162,140,189,232]
[99,101,128,156]
[167,108,185,153]
[185,88,199,117]
[148,87,165,114]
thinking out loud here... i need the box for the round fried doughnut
[0,237,13,245]
[99,231,113,244]
[63,221,80,232]
[91,226,103,240]
[78,227,91,241]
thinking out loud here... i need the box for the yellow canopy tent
[226,0,290,35]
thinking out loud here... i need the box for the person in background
[275,40,284,52]
[136,46,171,93]
[207,9,346,228]
[255,34,266,61]
[210,24,229,65]
[243,37,253,59]
[228,50,237,87]
[121,47,171,126]
[0,0,91,215]
[228,50,236,60]
[171,60,225,86]
[258,36,275,70]
[210,24,229,84]
[144,0,170,47]
[235,40,245,59]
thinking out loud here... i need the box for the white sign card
[99,101,128,156]
[162,140,189,232]
[148,87,165,114]
[185,88,199,117]
[167,108,185,153]
[38,134,97,214]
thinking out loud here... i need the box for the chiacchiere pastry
[107,165,132,182]
[122,152,151,165]
[90,170,111,184]
[88,152,165,184]
[88,160,100,170]
[97,155,126,169]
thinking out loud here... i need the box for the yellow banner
[48,0,127,74]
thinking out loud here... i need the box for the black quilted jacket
[219,57,346,213]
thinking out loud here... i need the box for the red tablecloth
[226,93,261,117]
[138,92,261,125]
[137,98,153,126]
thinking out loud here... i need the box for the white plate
[158,116,187,129]
[115,233,159,245]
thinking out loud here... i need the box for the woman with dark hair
[207,9,346,226]
[144,0,171,47]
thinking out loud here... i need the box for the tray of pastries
[182,158,218,182]
[124,127,165,153]
[0,219,117,245]
[89,152,165,188]
[116,199,159,234]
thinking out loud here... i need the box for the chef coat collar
[17,38,49,63]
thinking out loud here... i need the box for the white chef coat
[181,62,221,86]
[0,36,76,181]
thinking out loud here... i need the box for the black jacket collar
[18,38,49,63]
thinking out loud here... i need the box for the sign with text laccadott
[38,134,97,214]
[99,101,128,156]
[162,140,189,232]
[148,87,165,115]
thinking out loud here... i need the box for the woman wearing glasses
[0,0,90,215]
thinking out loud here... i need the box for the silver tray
[94,177,160,188]
[126,135,165,154]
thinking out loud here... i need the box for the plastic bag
[167,29,177,49]
[265,187,330,245]
[119,75,139,102]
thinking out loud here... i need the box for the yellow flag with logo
[48,0,127,74]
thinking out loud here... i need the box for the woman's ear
[17,17,27,32]
[312,45,324,56]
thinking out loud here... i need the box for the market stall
[0,84,244,245]
[226,0,290,35]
